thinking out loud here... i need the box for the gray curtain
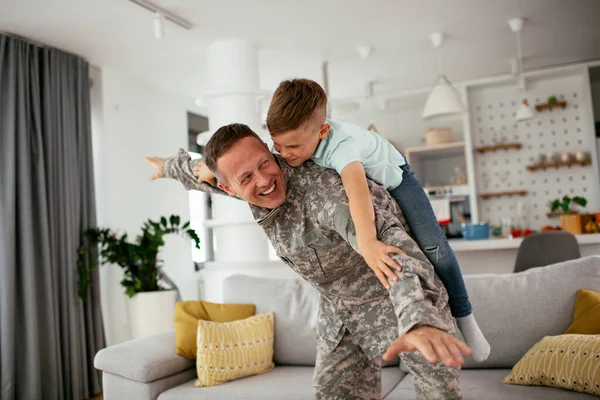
[0,33,104,400]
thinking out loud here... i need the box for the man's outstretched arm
[145,149,228,197]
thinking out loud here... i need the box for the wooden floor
[90,395,103,400]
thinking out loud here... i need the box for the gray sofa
[95,256,600,399]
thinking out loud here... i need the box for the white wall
[91,66,198,345]
[332,93,464,154]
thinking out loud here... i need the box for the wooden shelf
[406,142,465,155]
[546,211,577,218]
[535,101,567,112]
[480,190,527,200]
[475,142,522,153]
[405,142,465,164]
[526,159,591,171]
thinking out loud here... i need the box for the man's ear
[217,181,237,196]
[318,123,331,139]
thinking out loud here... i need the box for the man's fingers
[432,338,456,367]
[149,172,160,181]
[412,339,438,364]
[383,338,414,360]
[451,336,472,356]
[442,336,465,366]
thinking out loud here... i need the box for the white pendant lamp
[509,18,534,122]
[422,33,464,119]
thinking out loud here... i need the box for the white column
[201,40,273,301]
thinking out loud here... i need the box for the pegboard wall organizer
[535,100,567,112]
[469,73,599,230]
[479,190,528,200]
[475,142,522,153]
[526,159,591,171]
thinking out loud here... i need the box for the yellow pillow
[174,301,255,360]
[565,289,600,334]
[503,334,600,396]
[195,312,275,387]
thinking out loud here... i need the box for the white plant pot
[126,290,177,340]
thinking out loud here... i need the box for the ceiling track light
[153,12,165,39]
[128,0,194,31]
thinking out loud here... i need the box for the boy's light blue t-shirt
[267,119,406,190]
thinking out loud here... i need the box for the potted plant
[77,215,200,339]
[549,196,589,235]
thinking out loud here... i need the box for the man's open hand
[144,156,165,181]
[383,326,472,367]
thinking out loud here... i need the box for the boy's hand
[383,325,472,367]
[145,156,165,180]
[359,239,404,289]
[193,159,217,187]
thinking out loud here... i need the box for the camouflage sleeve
[161,148,230,197]
[315,179,452,336]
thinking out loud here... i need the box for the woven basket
[425,128,452,146]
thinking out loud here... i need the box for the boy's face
[271,123,331,167]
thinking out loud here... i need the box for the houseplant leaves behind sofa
[549,195,590,235]
[77,215,200,300]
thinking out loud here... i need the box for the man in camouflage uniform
[146,124,469,400]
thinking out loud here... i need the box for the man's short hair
[204,123,263,183]
[266,78,327,136]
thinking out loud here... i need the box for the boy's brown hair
[266,78,327,135]
[204,123,263,183]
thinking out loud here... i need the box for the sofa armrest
[94,330,194,383]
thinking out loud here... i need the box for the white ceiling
[1,0,600,99]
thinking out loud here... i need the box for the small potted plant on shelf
[549,196,589,235]
[77,215,200,339]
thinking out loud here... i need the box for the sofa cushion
[195,312,275,387]
[175,300,256,360]
[459,256,600,369]
[94,330,194,383]
[385,369,599,400]
[503,334,600,396]
[223,275,319,366]
[159,366,405,400]
[564,288,600,334]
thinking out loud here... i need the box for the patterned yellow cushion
[565,289,600,335]
[503,334,600,396]
[174,300,255,360]
[195,312,275,387]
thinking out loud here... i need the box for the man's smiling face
[217,136,287,209]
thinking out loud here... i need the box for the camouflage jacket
[162,149,452,359]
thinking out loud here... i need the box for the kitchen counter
[449,233,600,251]
[448,233,600,275]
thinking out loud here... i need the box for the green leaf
[573,196,587,207]
[160,217,168,227]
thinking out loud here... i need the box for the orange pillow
[564,289,600,335]
[174,300,255,360]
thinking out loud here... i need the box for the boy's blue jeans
[390,163,472,318]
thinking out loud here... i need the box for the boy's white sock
[456,314,490,362]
